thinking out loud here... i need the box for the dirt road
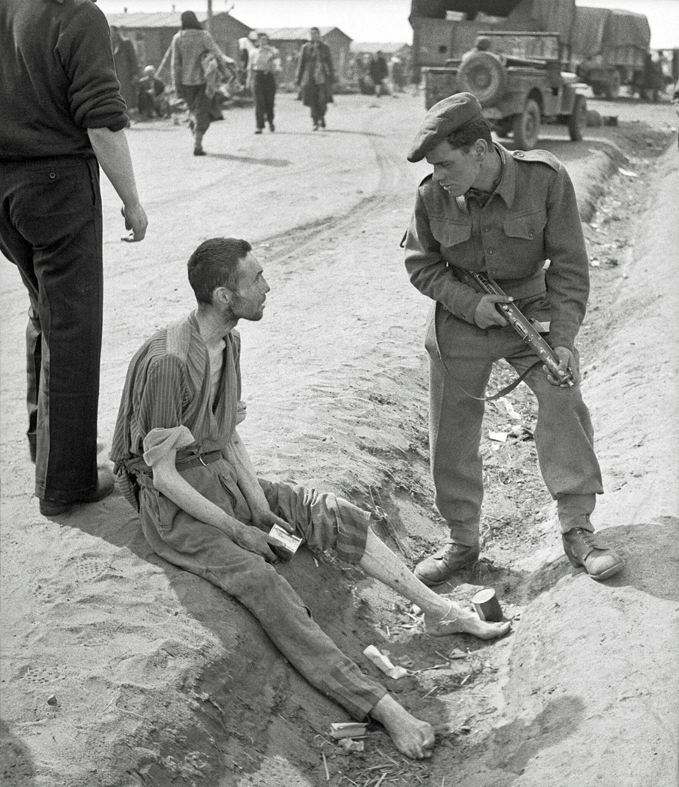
[1,93,677,787]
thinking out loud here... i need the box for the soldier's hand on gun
[120,203,148,242]
[546,346,580,387]
[473,293,513,329]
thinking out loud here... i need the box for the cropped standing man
[403,93,624,585]
[247,32,280,134]
[0,0,147,517]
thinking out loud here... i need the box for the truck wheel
[604,70,621,100]
[457,52,506,106]
[568,95,587,142]
[513,99,540,150]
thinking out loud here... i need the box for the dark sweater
[0,0,128,161]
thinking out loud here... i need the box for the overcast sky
[96,0,679,48]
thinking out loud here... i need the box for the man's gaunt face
[230,252,270,322]
[425,139,482,197]
[310,28,320,42]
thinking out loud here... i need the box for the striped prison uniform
[110,312,386,719]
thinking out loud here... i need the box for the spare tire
[457,52,507,106]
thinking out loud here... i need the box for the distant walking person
[370,51,389,97]
[110,26,139,114]
[171,10,234,155]
[296,27,335,130]
[247,32,280,134]
[0,0,147,517]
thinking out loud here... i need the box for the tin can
[471,587,503,622]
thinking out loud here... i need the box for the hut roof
[256,26,351,42]
[107,11,248,29]
[351,42,410,54]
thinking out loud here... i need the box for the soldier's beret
[407,92,483,163]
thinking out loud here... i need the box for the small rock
[47,695,58,706]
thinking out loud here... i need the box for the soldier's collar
[494,143,516,209]
[456,144,514,213]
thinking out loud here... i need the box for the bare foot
[425,601,511,640]
[370,694,435,759]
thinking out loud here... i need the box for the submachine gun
[466,270,573,387]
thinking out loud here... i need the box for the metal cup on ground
[471,587,504,622]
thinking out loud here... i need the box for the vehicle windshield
[479,33,560,61]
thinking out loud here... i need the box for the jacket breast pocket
[503,209,547,241]
[430,218,472,249]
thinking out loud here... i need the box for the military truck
[423,30,588,150]
[570,6,651,99]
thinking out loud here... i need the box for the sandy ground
[1,92,678,787]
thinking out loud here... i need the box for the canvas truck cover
[410,0,522,19]
[571,6,650,59]
[410,0,575,42]
[506,0,575,41]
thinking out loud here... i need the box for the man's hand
[249,502,296,535]
[546,346,580,387]
[231,523,280,563]
[473,294,513,329]
[121,204,148,242]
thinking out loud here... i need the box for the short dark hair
[187,238,252,304]
[446,116,493,152]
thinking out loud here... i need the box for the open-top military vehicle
[423,30,588,150]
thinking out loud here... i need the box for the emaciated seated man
[111,238,510,760]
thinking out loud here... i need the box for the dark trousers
[426,302,603,546]
[0,156,103,502]
[253,71,276,129]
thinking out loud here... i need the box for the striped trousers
[138,462,386,719]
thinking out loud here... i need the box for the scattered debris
[618,167,638,178]
[338,738,365,752]
[488,430,508,443]
[363,645,408,679]
[495,397,521,420]
[330,722,368,740]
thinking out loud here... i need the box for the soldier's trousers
[426,303,604,547]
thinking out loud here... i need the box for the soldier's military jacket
[404,144,589,351]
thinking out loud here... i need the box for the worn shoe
[414,540,479,586]
[562,528,624,581]
[268,121,275,132]
[254,128,263,134]
[319,116,326,128]
[193,147,206,156]
[39,468,115,517]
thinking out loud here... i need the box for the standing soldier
[403,93,624,586]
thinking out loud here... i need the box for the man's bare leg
[370,693,435,759]
[358,529,510,639]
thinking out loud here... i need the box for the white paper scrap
[363,645,408,679]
